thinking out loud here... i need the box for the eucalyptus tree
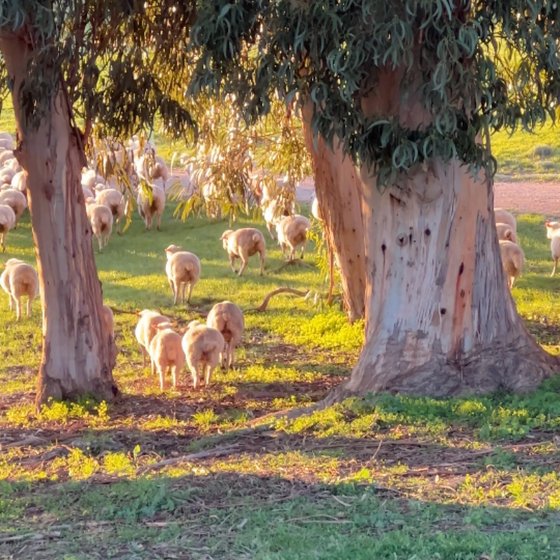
[0,1,195,404]
[188,1,560,397]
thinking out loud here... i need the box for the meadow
[2,204,560,558]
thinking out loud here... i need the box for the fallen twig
[253,288,310,312]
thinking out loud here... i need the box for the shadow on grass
[1,470,560,559]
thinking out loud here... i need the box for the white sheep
[148,323,185,391]
[494,209,517,232]
[95,188,125,231]
[181,320,225,389]
[311,195,322,221]
[499,240,524,289]
[206,301,244,370]
[0,204,16,251]
[220,228,266,276]
[10,170,27,194]
[0,258,39,320]
[137,183,165,230]
[275,214,311,260]
[165,244,201,305]
[102,304,115,343]
[85,199,113,251]
[545,220,560,276]
[495,222,517,244]
[134,309,170,367]
[0,189,27,223]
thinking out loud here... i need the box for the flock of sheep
[3,126,560,390]
[0,132,317,391]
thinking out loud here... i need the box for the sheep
[0,204,16,251]
[95,188,125,231]
[495,222,517,244]
[206,301,244,370]
[0,258,39,320]
[137,183,165,230]
[11,170,27,194]
[499,240,524,289]
[220,228,266,276]
[311,195,322,221]
[164,245,201,305]
[181,320,225,389]
[0,133,14,150]
[545,220,560,276]
[0,189,27,223]
[0,150,14,166]
[85,199,113,251]
[82,168,105,191]
[275,214,311,260]
[101,304,115,347]
[494,209,517,232]
[134,309,170,367]
[148,323,185,391]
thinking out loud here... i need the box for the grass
[1,209,560,558]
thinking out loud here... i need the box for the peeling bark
[0,36,118,405]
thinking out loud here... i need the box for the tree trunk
[318,68,558,400]
[0,36,118,405]
[301,104,367,323]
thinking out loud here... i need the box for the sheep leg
[189,364,199,389]
[300,241,307,259]
[158,366,165,391]
[156,212,162,231]
[237,257,248,277]
[171,365,177,389]
[15,298,21,321]
[229,255,237,274]
[204,364,213,386]
[7,294,14,311]
[140,346,147,368]
[186,283,193,303]
[1,233,5,252]
[259,251,265,276]
[169,279,177,305]
[26,298,31,317]
[552,258,558,277]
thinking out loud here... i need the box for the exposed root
[253,287,310,312]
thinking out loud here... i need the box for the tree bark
[301,103,367,323]
[317,68,559,400]
[0,36,118,405]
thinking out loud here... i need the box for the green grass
[2,211,560,558]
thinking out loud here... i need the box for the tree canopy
[188,1,560,184]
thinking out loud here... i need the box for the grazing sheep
[82,168,105,190]
[10,170,27,194]
[0,189,27,223]
[545,220,560,276]
[495,222,517,244]
[137,183,165,230]
[220,228,266,276]
[135,309,170,367]
[206,301,244,370]
[95,188,125,231]
[0,133,14,150]
[0,258,39,320]
[164,245,201,305]
[275,214,311,261]
[499,240,525,289]
[181,320,225,389]
[494,209,517,232]
[101,304,115,342]
[0,150,13,166]
[148,323,185,391]
[0,204,16,251]
[85,199,113,251]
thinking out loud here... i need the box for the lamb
[10,170,27,194]
[101,304,115,342]
[0,189,27,223]
[181,320,225,389]
[0,204,16,251]
[499,240,524,289]
[275,214,311,260]
[494,209,517,232]
[164,245,201,305]
[148,323,185,391]
[220,228,266,276]
[0,258,39,320]
[134,309,170,367]
[545,220,560,276]
[95,188,125,231]
[85,199,113,251]
[137,183,165,230]
[495,222,517,244]
[206,301,244,370]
